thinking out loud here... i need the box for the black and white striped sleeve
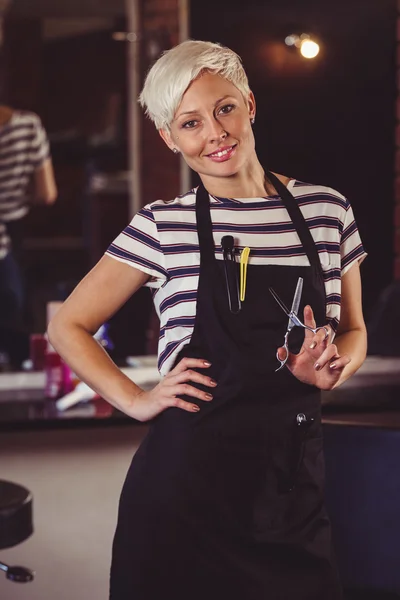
[105,205,168,288]
[29,117,50,168]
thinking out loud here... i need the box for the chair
[0,479,34,583]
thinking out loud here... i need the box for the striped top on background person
[106,179,367,375]
[0,110,50,259]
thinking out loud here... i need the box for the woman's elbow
[45,189,58,205]
[47,312,94,351]
[47,317,64,350]
[38,186,58,205]
[47,312,74,350]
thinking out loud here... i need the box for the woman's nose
[207,119,228,143]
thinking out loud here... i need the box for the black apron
[110,172,342,600]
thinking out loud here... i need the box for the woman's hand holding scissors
[276,305,351,390]
[269,277,351,390]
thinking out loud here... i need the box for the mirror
[0,0,153,369]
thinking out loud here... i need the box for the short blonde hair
[139,40,251,130]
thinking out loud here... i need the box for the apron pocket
[252,435,325,539]
[297,435,325,492]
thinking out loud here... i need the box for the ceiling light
[300,39,320,59]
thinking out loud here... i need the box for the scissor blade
[286,277,303,331]
[269,287,290,316]
[290,277,303,316]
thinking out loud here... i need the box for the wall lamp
[285,33,320,59]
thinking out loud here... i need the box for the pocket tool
[269,277,329,371]
[221,235,241,314]
[240,247,251,302]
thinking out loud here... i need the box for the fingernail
[314,363,321,371]
[205,393,213,400]
[329,363,336,370]
[309,342,317,350]
[192,405,200,412]
[209,379,217,386]
[203,361,212,366]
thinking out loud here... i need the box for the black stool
[0,480,34,583]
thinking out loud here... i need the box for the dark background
[192,0,397,319]
[1,0,396,357]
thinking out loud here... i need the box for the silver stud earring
[251,117,255,125]
[172,148,179,154]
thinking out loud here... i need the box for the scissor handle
[275,332,290,371]
[306,325,330,340]
[290,313,329,341]
[275,325,330,372]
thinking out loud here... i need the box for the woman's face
[160,72,256,180]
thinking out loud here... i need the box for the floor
[1,425,147,600]
[2,424,400,600]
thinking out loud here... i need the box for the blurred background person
[0,104,57,369]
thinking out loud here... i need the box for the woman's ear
[247,91,256,121]
[159,128,177,152]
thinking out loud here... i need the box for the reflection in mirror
[0,1,153,370]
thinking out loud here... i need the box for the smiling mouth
[206,144,237,159]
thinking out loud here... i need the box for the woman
[48,40,367,599]
[0,105,57,367]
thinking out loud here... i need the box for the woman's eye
[219,104,235,115]
[182,120,197,129]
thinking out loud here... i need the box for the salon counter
[0,356,399,432]
[0,358,160,432]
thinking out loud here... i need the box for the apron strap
[196,183,216,264]
[266,171,324,279]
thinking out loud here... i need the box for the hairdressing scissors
[269,277,329,371]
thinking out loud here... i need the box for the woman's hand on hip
[127,357,216,422]
[277,305,351,390]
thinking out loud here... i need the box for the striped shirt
[0,111,50,258]
[106,180,367,376]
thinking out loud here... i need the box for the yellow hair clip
[240,247,251,302]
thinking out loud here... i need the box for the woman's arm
[33,158,58,205]
[47,255,150,411]
[48,255,216,421]
[329,260,367,387]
